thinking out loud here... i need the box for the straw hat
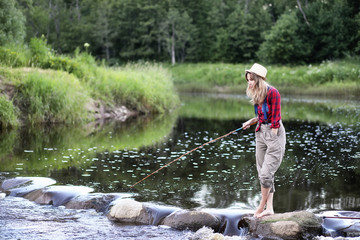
[245,63,267,80]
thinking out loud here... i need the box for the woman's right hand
[242,118,257,130]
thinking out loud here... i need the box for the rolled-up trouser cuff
[260,178,273,188]
[260,178,275,192]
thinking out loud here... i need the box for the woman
[242,63,286,218]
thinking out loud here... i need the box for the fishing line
[130,123,255,189]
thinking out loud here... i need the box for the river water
[0,93,359,239]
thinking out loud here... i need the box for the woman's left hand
[271,128,278,136]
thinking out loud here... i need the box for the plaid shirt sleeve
[267,87,281,129]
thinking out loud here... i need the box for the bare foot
[253,206,264,218]
[257,209,274,218]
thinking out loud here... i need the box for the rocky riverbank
[1,177,359,239]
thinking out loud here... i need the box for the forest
[3,0,360,65]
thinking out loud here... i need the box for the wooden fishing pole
[130,122,256,189]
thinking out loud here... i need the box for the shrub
[0,44,31,67]
[29,37,53,67]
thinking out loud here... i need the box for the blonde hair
[246,72,269,105]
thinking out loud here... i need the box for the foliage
[296,0,357,63]
[0,44,30,67]
[15,0,359,64]
[226,0,272,62]
[0,0,25,45]
[160,7,196,64]
[0,96,19,129]
[257,11,310,64]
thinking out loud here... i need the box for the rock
[87,99,136,121]
[0,177,56,197]
[204,208,253,236]
[23,185,93,207]
[0,193,6,199]
[320,211,360,237]
[187,226,240,240]
[64,193,122,212]
[162,209,221,231]
[245,211,322,239]
[108,199,151,225]
[146,205,180,225]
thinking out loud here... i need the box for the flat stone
[0,177,56,197]
[23,185,93,207]
[162,210,221,231]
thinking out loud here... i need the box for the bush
[29,37,53,67]
[0,47,25,67]
[0,44,31,67]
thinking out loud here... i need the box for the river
[0,93,359,239]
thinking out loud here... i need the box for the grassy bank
[0,39,180,128]
[169,58,360,97]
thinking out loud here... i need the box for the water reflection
[0,94,359,213]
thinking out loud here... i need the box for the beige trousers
[255,121,286,193]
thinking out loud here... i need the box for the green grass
[91,63,180,113]
[169,63,247,92]
[0,39,180,128]
[17,70,91,123]
[168,58,360,96]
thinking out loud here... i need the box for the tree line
[2,0,360,64]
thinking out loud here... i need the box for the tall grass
[0,67,92,124]
[0,38,180,127]
[91,63,180,113]
[0,96,19,128]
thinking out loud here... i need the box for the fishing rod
[322,216,360,220]
[130,121,256,189]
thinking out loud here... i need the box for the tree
[110,0,165,62]
[297,0,356,62]
[206,0,231,62]
[0,0,25,45]
[160,7,196,64]
[226,0,272,62]
[92,0,114,61]
[257,11,309,64]
[18,0,93,54]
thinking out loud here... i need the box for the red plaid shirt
[255,86,282,132]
